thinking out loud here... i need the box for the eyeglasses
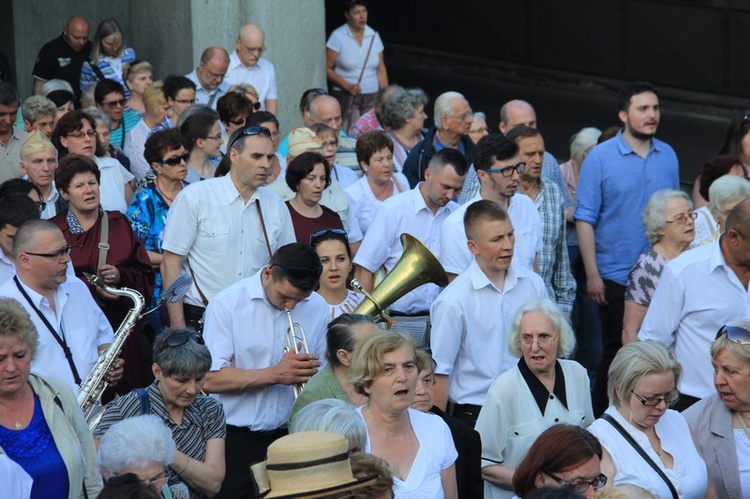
[545,471,607,493]
[25,244,76,259]
[160,151,190,167]
[631,388,680,407]
[240,44,266,54]
[96,130,110,138]
[486,162,526,177]
[448,109,473,121]
[204,133,223,141]
[665,211,697,225]
[67,129,97,139]
[303,88,327,100]
[227,125,272,151]
[310,228,348,244]
[101,99,127,108]
[144,468,168,488]
[321,140,338,149]
[165,331,205,348]
[715,325,750,345]
[173,98,196,105]
[519,333,556,347]
[270,263,323,280]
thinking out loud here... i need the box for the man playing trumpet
[202,242,329,499]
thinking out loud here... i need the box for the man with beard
[574,81,679,416]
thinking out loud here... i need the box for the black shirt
[32,34,91,98]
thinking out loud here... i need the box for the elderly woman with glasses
[684,323,750,498]
[98,415,189,499]
[588,341,711,498]
[476,299,594,499]
[94,328,226,499]
[622,190,696,345]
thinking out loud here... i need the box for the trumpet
[283,306,310,398]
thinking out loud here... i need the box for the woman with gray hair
[588,341,711,497]
[289,398,368,453]
[94,329,226,499]
[705,174,750,239]
[691,157,748,247]
[98,414,188,498]
[84,106,132,171]
[684,321,750,498]
[622,189,695,344]
[382,87,429,171]
[476,298,593,499]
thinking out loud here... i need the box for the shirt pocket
[197,221,230,256]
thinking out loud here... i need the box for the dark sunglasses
[303,88,327,99]
[160,151,190,167]
[271,263,323,280]
[227,126,272,152]
[309,228,348,243]
[165,331,204,348]
[716,325,750,345]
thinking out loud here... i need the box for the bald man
[32,16,91,99]
[226,24,278,114]
[186,47,230,110]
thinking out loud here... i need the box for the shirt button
[554,418,559,422]
[549,395,554,400]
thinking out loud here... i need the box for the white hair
[97,415,176,475]
[642,189,691,244]
[569,127,602,163]
[508,298,576,358]
[709,175,750,212]
[434,91,465,129]
[289,399,368,452]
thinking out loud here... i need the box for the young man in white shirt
[431,200,547,427]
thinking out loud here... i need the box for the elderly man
[20,131,67,219]
[0,195,40,284]
[186,47,230,110]
[348,83,401,138]
[21,95,57,138]
[402,91,475,187]
[510,126,575,318]
[225,24,277,114]
[459,99,571,206]
[0,83,26,183]
[32,16,91,99]
[161,126,295,332]
[0,219,118,394]
[203,243,329,499]
[306,93,360,171]
[639,199,750,411]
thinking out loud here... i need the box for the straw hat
[287,127,323,158]
[251,431,377,499]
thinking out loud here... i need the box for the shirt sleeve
[429,295,465,376]
[542,153,572,208]
[266,62,278,100]
[573,152,603,226]
[203,294,237,371]
[162,189,198,256]
[637,263,682,348]
[373,32,385,54]
[352,203,396,272]
[475,382,509,467]
[345,204,363,243]
[203,398,227,439]
[32,47,55,81]
[95,302,116,347]
[326,29,342,52]
[439,215,470,275]
[126,190,157,251]
[79,61,99,94]
[551,189,576,317]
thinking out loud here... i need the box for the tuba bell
[352,233,448,325]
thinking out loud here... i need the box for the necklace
[155,177,183,203]
[735,411,750,439]
[14,420,22,429]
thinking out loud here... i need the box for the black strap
[601,413,678,499]
[135,388,151,415]
[13,277,82,384]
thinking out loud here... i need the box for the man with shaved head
[226,24,278,114]
[186,47,230,110]
[32,16,91,100]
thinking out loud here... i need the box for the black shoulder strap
[87,59,106,82]
[601,413,679,499]
[135,388,151,415]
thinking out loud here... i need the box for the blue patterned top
[0,394,69,499]
[80,46,137,98]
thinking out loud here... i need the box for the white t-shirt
[345,173,409,237]
[225,53,278,108]
[96,156,134,214]
[357,407,458,499]
[326,24,384,94]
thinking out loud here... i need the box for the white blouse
[322,289,364,320]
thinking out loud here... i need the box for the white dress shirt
[439,191,542,275]
[203,270,329,430]
[354,184,458,314]
[225,53,278,109]
[162,174,296,307]
[638,240,750,398]
[185,70,229,110]
[430,259,548,406]
[345,173,410,237]
[96,156,134,214]
[0,276,114,394]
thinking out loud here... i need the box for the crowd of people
[1,1,750,498]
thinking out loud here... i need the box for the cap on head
[21,130,56,160]
[288,127,323,157]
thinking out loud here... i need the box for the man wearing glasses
[186,47,230,110]
[225,24,278,115]
[161,126,295,332]
[439,134,542,281]
[0,220,118,395]
[202,243,328,499]
[640,199,750,411]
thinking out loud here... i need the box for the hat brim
[262,472,379,499]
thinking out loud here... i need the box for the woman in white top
[476,299,594,499]
[692,170,750,248]
[383,88,429,171]
[346,131,409,236]
[588,342,712,498]
[310,228,364,319]
[351,331,458,499]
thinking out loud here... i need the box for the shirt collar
[410,182,451,216]
[245,268,313,309]
[345,24,375,39]
[710,238,729,273]
[467,259,520,293]
[614,129,661,156]
[147,382,203,428]
[14,275,67,310]
[518,357,568,414]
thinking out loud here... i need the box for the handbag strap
[601,413,678,499]
[97,211,110,271]
[256,199,273,260]
[186,259,209,307]
[356,32,377,85]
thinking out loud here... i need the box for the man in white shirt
[203,243,328,499]
[225,24,278,115]
[0,220,117,394]
[0,196,40,285]
[431,200,547,427]
[353,148,468,315]
[440,134,541,281]
[161,126,295,331]
[639,198,750,410]
[20,130,66,219]
[185,47,230,110]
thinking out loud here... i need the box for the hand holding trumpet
[273,350,320,387]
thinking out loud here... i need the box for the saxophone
[77,272,145,429]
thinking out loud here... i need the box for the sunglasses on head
[271,262,323,280]
[165,331,204,348]
[160,151,190,167]
[715,325,750,345]
[309,228,348,244]
[227,125,272,152]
